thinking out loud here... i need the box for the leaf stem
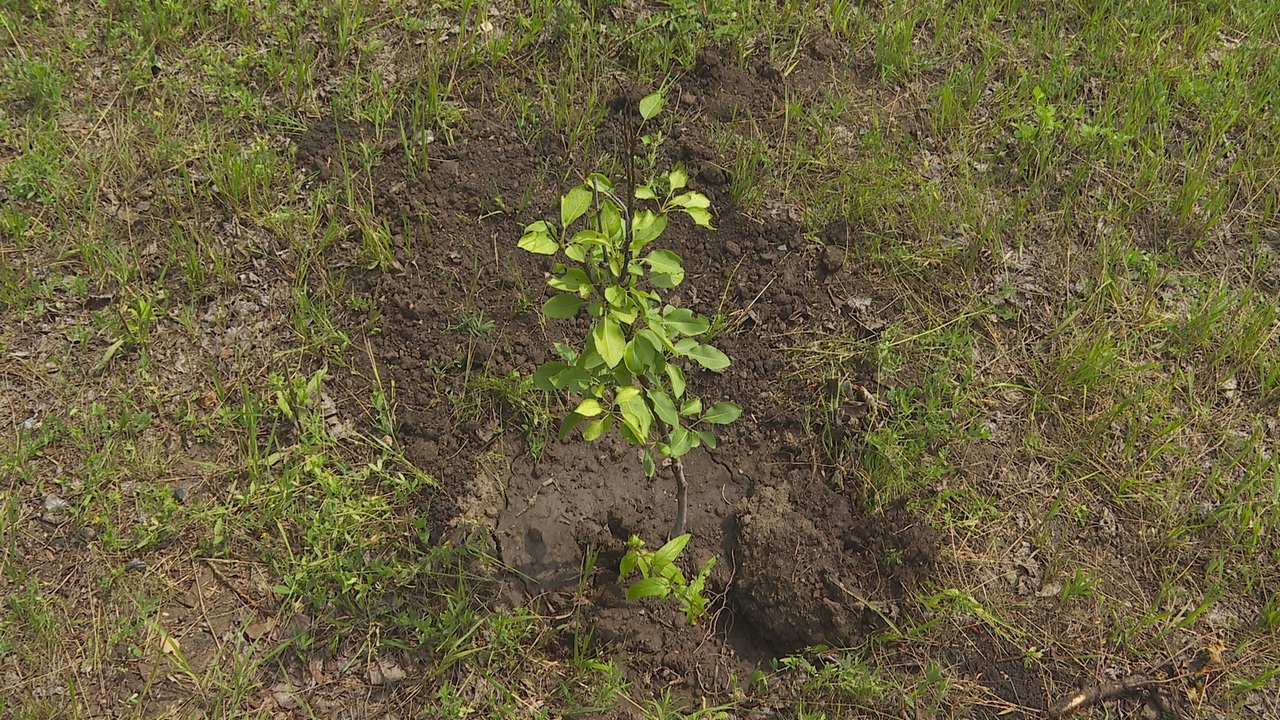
[620,119,637,283]
[670,455,688,539]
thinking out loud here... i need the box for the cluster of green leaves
[517,94,740,477]
[620,534,715,625]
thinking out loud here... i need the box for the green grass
[2,0,1278,717]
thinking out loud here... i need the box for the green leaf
[640,326,676,355]
[684,207,715,229]
[666,364,686,397]
[609,364,635,388]
[645,249,684,275]
[649,388,679,426]
[574,398,604,417]
[671,191,711,209]
[669,166,689,191]
[642,449,656,477]
[570,229,611,247]
[582,416,610,441]
[688,208,715,231]
[685,343,731,370]
[630,288,657,315]
[654,534,690,566]
[518,227,558,255]
[673,337,698,355]
[532,362,589,392]
[553,343,577,363]
[684,557,716,624]
[696,429,718,449]
[558,412,588,440]
[599,201,623,241]
[620,550,639,578]
[635,185,657,200]
[592,317,626,368]
[645,249,685,288]
[626,576,670,600]
[662,306,710,336]
[703,401,742,424]
[581,346,605,369]
[618,421,642,445]
[587,173,613,193]
[624,335,657,374]
[630,211,667,253]
[561,186,592,228]
[679,397,703,416]
[564,243,586,262]
[561,367,593,393]
[542,294,583,318]
[693,556,716,583]
[668,426,695,457]
[604,285,626,307]
[619,392,653,441]
[639,91,666,121]
[609,307,637,325]
[615,385,641,403]
[533,361,568,391]
[548,267,592,294]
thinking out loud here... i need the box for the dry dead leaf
[245,619,273,640]
[160,634,181,655]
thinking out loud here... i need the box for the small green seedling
[620,534,715,625]
[518,90,741,537]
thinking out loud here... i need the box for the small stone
[1221,375,1238,400]
[1037,581,1064,598]
[125,558,147,572]
[287,613,313,637]
[231,300,260,319]
[377,659,407,685]
[271,682,298,709]
[173,485,190,504]
[43,494,68,512]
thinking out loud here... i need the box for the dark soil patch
[951,624,1057,714]
[293,37,939,702]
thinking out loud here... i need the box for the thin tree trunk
[670,456,688,538]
